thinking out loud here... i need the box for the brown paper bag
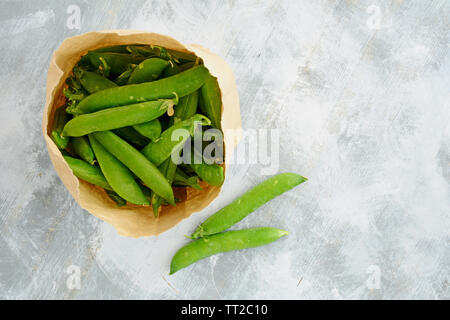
[42,30,241,238]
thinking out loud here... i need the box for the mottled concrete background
[0,0,449,300]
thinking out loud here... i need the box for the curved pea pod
[113,127,149,148]
[141,114,211,167]
[87,52,145,76]
[191,173,307,238]
[170,227,289,274]
[62,99,176,137]
[151,158,177,217]
[92,131,175,205]
[88,135,149,205]
[173,90,199,121]
[73,67,118,93]
[190,161,224,187]
[71,65,209,114]
[51,105,70,150]
[63,155,112,190]
[133,119,161,141]
[199,74,222,129]
[71,136,95,165]
[127,58,170,84]
[173,168,202,190]
[105,190,127,207]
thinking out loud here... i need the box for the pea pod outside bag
[42,30,241,238]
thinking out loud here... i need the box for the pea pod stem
[170,227,289,274]
[191,173,307,239]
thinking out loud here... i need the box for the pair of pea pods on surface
[51,44,223,216]
[170,172,308,274]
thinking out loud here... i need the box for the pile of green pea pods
[51,44,224,216]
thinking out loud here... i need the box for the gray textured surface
[0,0,449,300]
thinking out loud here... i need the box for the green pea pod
[72,65,209,114]
[71,136,95,165]
[189,145,223,187]
[127,58,170,84]
[133,119,162,141]
[151,158,177,217]
[73,67,118,93]
[113,127,150,148]
[62,99,176,137]
[199,74,222,129]
[191,173,307,238]
[190,161,224,187]
[170,227,289,274]
[63,155,112,190]
[87,52,145,76]
[141,114,211,167]
[92,131,175,205]
[89,135,149,205]
[173,90,199,121]
[105,190,127,207]
[173,168,202,190]
[51,105,70,150]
